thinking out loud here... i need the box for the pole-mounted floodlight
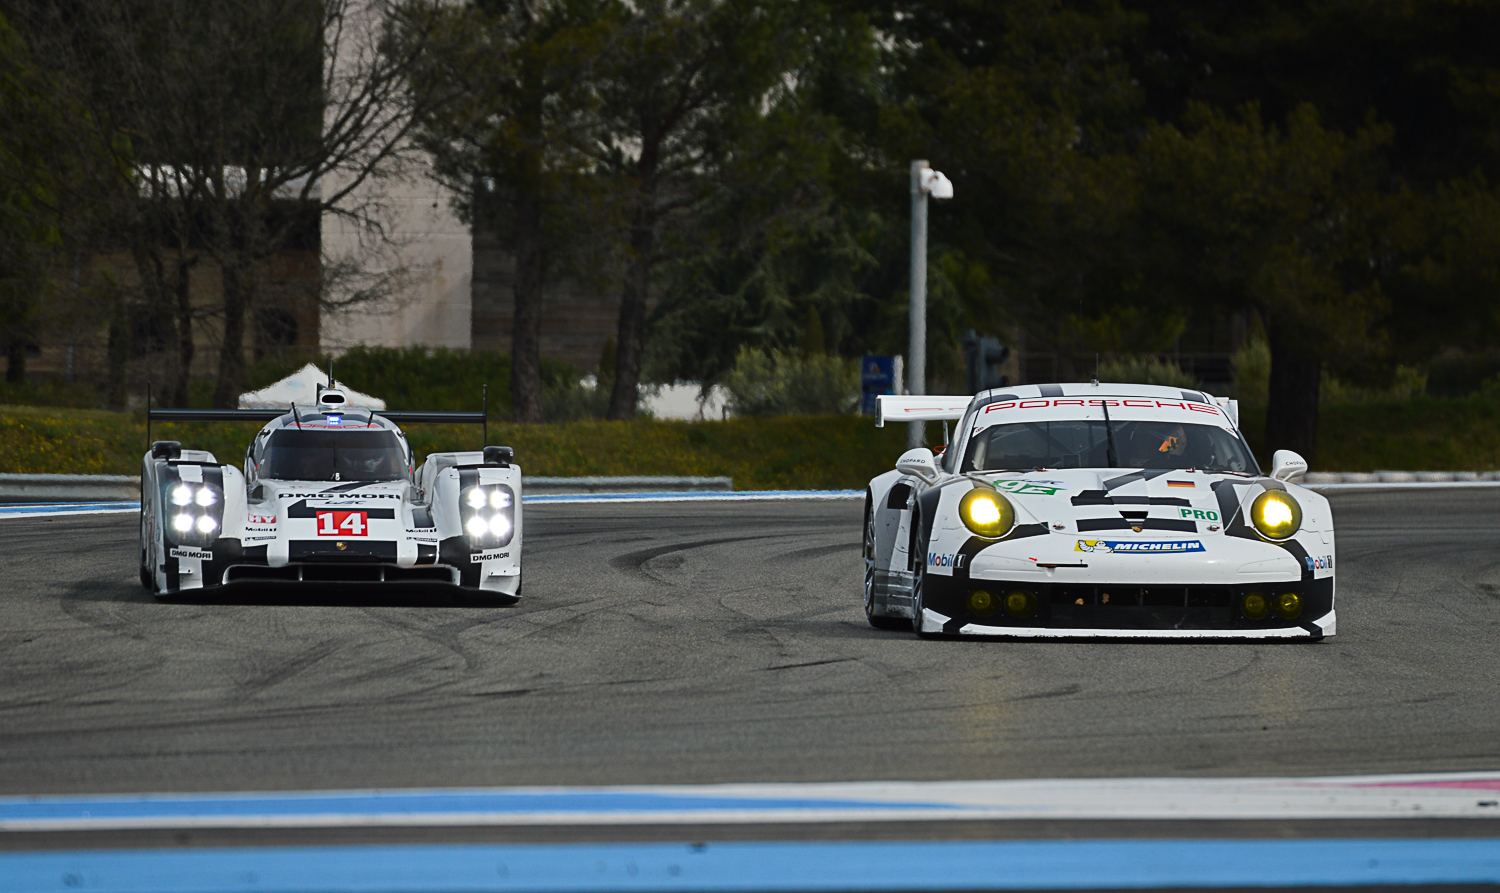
[909,160,954,449]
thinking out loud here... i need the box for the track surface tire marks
[1,492,1498,795]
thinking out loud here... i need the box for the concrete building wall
[317,0,471,354]
[319,176,472,354]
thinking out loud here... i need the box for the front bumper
[160,537,517,595]
[920,574,1334,638]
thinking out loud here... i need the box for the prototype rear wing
[876,395,972,427]
[146,409,487,424]
[146,407,489,452]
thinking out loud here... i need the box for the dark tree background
[3,0,1499,456]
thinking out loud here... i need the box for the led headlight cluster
[461,484,515,546]
[1250,490,1302,541]
[163,482,223,546]
[959,487,1015,539]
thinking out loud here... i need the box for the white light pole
[908,160,953,449]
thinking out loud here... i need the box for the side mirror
[151,440,182,460]
[1270,449,1308,482]
[895,447,940,483]
[483,445,514,467]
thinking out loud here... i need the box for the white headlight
[489,489,510,509]
[488,515,511,537]
[171,485,193,506]
[194,487,217,507]
[465,516,489,537]
[196,516,218,534]
[465,488,487,509]
[172,513,194,532]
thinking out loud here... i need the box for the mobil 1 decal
[927,551,967,571]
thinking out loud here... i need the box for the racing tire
[909,505,938,639]
[864,495,910,631]
[911,558,937,638]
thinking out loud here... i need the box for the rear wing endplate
[876,395,971,427]
[1212,397,1240,427]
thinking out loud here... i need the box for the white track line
[3,771,1499,831]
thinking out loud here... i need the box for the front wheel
[864,497,909,631]
[911,558,936,638]
[910,505,938,639]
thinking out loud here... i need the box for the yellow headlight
[1250,490,1302,540]
[1004,590,1038,618]
[960,488,1015,538]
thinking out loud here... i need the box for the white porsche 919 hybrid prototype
[139,388,522,601]
[865,383,1334,640]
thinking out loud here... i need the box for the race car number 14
[316,510,368,537]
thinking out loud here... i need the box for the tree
[587,0,822,419]
[0,11,107,385]
[855,0,1149,380]
[14,0,471,407]
[1136,103,1395,460]
[412,0,616,422]
[642,5,885,388]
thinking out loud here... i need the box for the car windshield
[260,429,407,482]
[962,419,1256,474]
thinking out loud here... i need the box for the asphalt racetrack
[2,489,1499,830]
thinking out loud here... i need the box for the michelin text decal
[1075,539,1206,554]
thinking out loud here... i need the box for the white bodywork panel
[864,383,1335,639]
[141,420,522,598]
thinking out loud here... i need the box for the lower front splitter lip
[926,609,1336,639]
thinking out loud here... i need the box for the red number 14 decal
[316,511,368,537]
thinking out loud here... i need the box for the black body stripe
[1076,518,1198,532]
[1071,492,1191,507]
[286,499,396,520]
[941,537,992,634]
[1214,478,1328,632]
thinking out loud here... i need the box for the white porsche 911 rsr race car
[865,383,1335,639]
[140,388,522,601]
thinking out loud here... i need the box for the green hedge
[0,405,910,490]
[6,396,1500,487]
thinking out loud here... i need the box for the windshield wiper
[1100,402,1119,467]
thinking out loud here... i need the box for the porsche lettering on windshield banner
[977,397,1231,429]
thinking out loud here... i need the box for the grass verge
[5,396,1499,488]
[0,405,909,491]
